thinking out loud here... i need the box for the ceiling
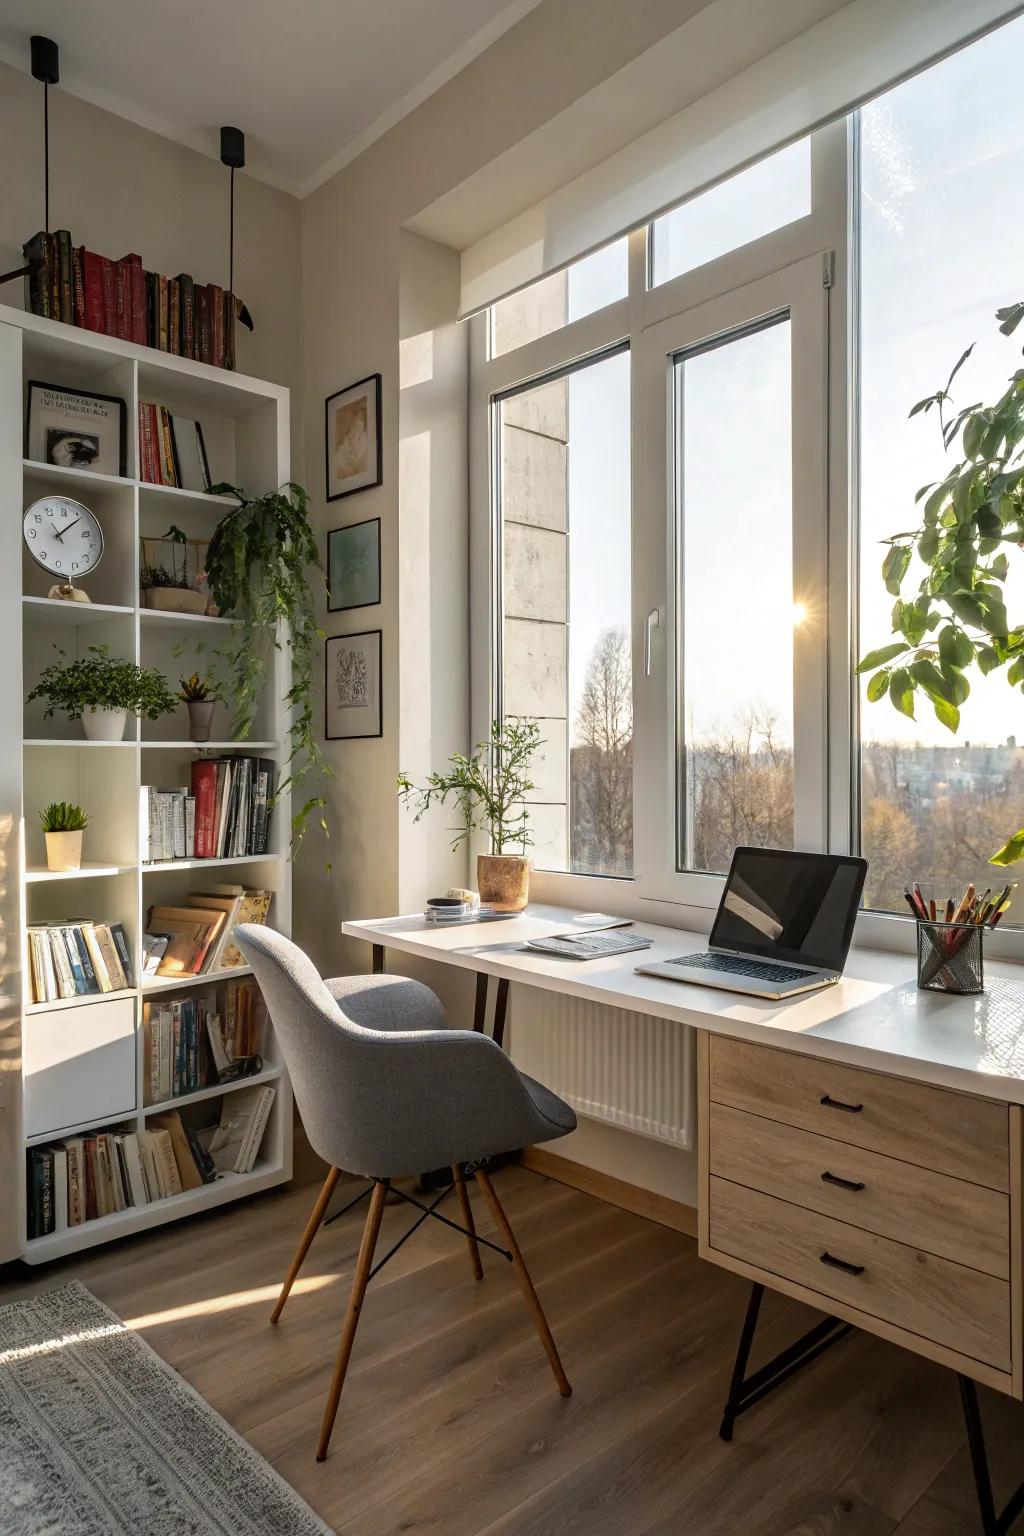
[0,0,543,197]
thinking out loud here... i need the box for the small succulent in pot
[177,672,219,743]
[39,800,90,871]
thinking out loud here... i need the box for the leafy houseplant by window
[398,718,542,911]
[140,524,207,615]
[39,801,89,871]
[28,644,179,741]
[859,300,1024,866]
[204,481,331,861]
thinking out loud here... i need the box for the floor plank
[0,1165,1011,1535]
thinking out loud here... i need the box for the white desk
[342,903,1024,1104]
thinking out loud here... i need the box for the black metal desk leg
[372,943,384,974]
[720,1283,764,1441]
[958,1373,1024,1535]
[718,1280,852,1442]
[492,978,510,1050]
[473,972,489,1032]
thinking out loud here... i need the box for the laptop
[636,846,868,999]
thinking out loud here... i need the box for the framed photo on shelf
[26,380,127,477]
[325,373,382,501]
[328,518,381,612]
[325,630,382,739]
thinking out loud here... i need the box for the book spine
[196,285,211,365]
[114,260,129,340]
[72,928,99,993]
[168,280,180,355]
[130,262,147,344]
[209,284,224,368]
[110,923,133,988]
[191,761,219,858]
[40,1150,55,1234]
[22,232,49,318]
[72,245,86,327]
[158,274,169,351]
[83,1138,99,1221]
[159,407,176,486]
[56,231,73,323]
[176,275,195,358]
[145,271,157,348]
[100,256,116,335]
[82,250,105,331]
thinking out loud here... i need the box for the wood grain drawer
[709,1176,1010,1369]
[708,1101,1009,1279]
[709,1036,1008,1191]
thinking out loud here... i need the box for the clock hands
[53,518,82,543]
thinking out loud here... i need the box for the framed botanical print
[325,630,382,739]
[325,373,382,501]
[328,518,381,612]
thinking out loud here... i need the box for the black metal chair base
[322,1172,512,1279]
[717,1281,852,1442]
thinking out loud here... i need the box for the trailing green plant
[39,801,89,833]
[398,717,542,854]
[859,299,1024,865]
[27,645,178,721]
[177,671,217,703]
[204,481,330,861]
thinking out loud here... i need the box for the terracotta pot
[143,587,207,614]
[477,853,530,912]
[45,830,83,872]
[82,706,127,741]
[186,699,216,742]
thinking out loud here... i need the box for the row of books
[26,1088,276,1237]
[144,886,271,979]
[23,231,236,369]
[192,757,276,860]
[142,981,265,1105]
[138,401,212,491]
[27,920,133,1004]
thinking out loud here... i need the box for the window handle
[644,608,660,676]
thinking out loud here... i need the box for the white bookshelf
[0,302,294,1264]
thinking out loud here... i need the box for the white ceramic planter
[82,707,127,742]
[45,830,83,872]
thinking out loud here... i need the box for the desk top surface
[343,904,1024,1103]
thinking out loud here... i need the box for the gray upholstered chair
[234,924,577,1461]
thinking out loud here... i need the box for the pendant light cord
[229,164,235,300]
[43,79,50,232]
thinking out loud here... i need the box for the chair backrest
[233,924,393,1173]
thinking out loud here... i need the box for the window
[651,139,811,288]
[473,12,1024,944]
[496,348,632,875]
[490,238,628,358]
[857,18,1024,915]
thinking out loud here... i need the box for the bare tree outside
[570,627,633,876]
[687,709,794,873]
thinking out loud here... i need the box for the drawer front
[709,1036,1008,1191]
[709,1102,1009,1279]
[709,1176,1010,1369]
[23,997,136,1140]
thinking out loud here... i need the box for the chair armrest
[325,972,446,1033]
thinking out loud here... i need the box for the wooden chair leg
[452,1163,484,1280]
[271,1166,340,1325]
[474,1168,571,1397]
[316,1179,388,1462]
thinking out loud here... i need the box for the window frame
[469,109,1024,960]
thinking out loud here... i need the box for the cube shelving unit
[0,302,294,1264]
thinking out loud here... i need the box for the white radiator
[508,986,695,1149]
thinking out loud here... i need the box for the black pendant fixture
[219,126,252,337]
[0,34,60,288]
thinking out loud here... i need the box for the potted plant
[205,481,331,859]
[398,718,542,911]
[140,524,208,615]
[178,672,218,742]
[40,801,89,871]
[28,644,179,741]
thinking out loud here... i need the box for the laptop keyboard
[669,953,816,984]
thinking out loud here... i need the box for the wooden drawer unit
[708,1101,1009,1279]
[709,1176,1011,1370]
[708,1035,1009,1190]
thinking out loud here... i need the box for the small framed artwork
[26,380,127,477]
[325,373,382,501]
[325,630,382,739]
[328,518,381,612]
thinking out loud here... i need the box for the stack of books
[206,1085,276,1175]
[190,756,276,860]
[138,402,211,491]
[23,231,236,369]
[27,920,133,1004]
[142,979,264,1103]
[140,785,195,862]
[143,888,271,979]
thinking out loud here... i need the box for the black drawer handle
[821,1170,865,1192]
[820,1093,863,1114]
[820,1250,865,1276]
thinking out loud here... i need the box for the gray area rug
[0,1280,332,1535]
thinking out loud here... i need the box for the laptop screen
[709,847,868,972]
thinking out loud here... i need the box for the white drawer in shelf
[23,995,136,1140]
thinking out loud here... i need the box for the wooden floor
[2,1163,1022,1534]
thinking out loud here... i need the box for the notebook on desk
[524,931,654,961]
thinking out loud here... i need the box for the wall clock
[23,495,104,599]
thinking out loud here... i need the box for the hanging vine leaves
[205,482,332,864]
[858,301,1024,864]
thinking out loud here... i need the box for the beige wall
[0,60,303,465]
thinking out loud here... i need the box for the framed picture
[328,518,381,612]
[325,630,382,740]
[325,373,382,501]
[26,380,127,477]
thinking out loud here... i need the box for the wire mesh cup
[916,920,984,995]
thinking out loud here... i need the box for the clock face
[23,496,104,579]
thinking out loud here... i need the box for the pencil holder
[916,920,984,995]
